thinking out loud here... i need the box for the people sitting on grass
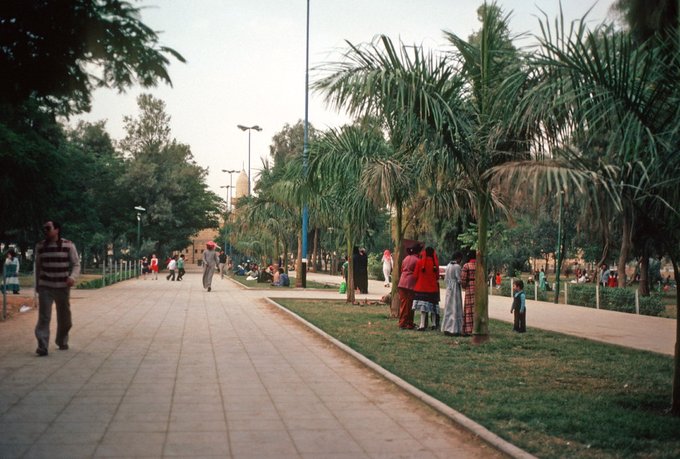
[272,267,290,287]
[246,264,260,281]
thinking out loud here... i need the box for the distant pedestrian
[341,256,349,281]
[141,257,150,280]
[539,268,546,291]
[218,250,227,278]
[600,264,610,287]
[34,220,80,356]
[381,249,393,287]
[176,254,186,281]
[495,272,502,290]
[202,241,219,292]
[353,247,368,294]
[442,252,463,336]
[608,271,617,288]
[510,279,526,333]
[150,254,159,280]
[460,250,476,336]
[166,255,177,281]
[2,249,20,294]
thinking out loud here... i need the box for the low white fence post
[635,289,640,314]
[595,282,600,309]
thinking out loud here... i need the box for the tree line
[0,1,220,267]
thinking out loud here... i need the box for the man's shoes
[207,287,211,292]
[36,348,48,356]
[58,344,69,350]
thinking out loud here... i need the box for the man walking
[34,220,80,356]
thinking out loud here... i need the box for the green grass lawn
[228,273,335,290]
[274,299,679,459]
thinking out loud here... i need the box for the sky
[72,0,616,198]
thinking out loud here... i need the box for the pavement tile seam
[86,286,180,456]
[210,292,307,459]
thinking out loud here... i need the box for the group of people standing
[397,246,476,335]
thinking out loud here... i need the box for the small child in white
[510,279,526,333]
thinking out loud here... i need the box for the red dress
[460,259,476,335]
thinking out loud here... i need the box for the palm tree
[314,3,528,342]
[490,8,680,414]
[313,36,461,317]
[308,125,387,303]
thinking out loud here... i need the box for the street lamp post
[134,206,146,258]
[221,169,238,211]
[219,185,234,263]
[236,125,262,195]
[300,0,311,288]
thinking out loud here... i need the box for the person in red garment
[397,245,420,329]
[412,246,440,331]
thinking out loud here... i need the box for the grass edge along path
[272,299,679,459]
[266,298,536,459]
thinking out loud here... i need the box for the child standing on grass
[510,279,526,333]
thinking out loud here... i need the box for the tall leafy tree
[0,0,184,116]
[117,94,221,254]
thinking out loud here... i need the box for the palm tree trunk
[639,250,651,296]
[473,194,490,344]
[283,241,288,272]
[311,227,319,272]
[618,210,632,287]
[390,203,403,318]
[345,226,355,304]
[295,230,303,288]
[671,256,680,415]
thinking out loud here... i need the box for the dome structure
[234,169,249,198]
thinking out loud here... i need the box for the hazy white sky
[72,0,615,197]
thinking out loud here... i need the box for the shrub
[501,279,550,301]
[565,284,664,316]
[368,253,383,280]
[567,284,597,308]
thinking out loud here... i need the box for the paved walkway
[0,271,506,459]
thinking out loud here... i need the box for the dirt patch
[1,294,36,320]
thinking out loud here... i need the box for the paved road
[0,271,507,459]
[302,271,676,356]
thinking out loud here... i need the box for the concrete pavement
[0,271,507,459]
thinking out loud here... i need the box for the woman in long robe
[460,250,476,336]
[442,252,463,335]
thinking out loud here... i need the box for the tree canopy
[0,0,185,117]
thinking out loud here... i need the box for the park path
[302,271,676,356]
[0,270,507,459]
